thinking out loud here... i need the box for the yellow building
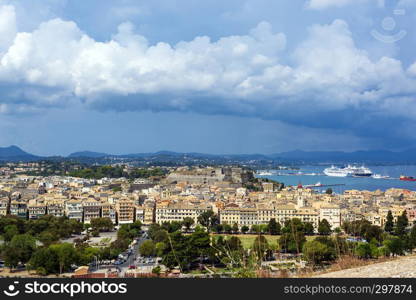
[220,205,319,229]
[116,198,135,224]
[319,204,341,229]
[155,203,211,224]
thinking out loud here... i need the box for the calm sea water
[257,165,416,193]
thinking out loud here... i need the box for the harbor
[256,165,416,193]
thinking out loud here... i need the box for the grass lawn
[212,234,315,249]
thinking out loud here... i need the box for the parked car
[128,265,136,269]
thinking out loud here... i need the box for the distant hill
[0,145,40,161]
[68,151,110,158]
[66,148,416,164]
[1,146,416,164]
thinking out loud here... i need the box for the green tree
[268,218,281,235]
[325,188,333,195]
[163,221,183,233]
[241,225,249,234]
[363,225,382,242]
[90,218,114,232]
[155,242,167,257]
[78,246,101,265]
[223,224,232,234]
[384,210,394,233]
[354,242,372,259]
[29,247,60,275]
[383,236,405,257]
[232,223,239,234]
[303,222,315,235]
[69,219,84,235]
[395,211,409,236]
[251,224,261,234]
[3,224,19,242]
[4,234,37,268]
[409,224,416,251]
[140,240,156,257]
[148,223,162,240]
[197,210,218,232]
[50,243,79,274]
[189,228,212,262]
[161,232,191,270]
[152,230,169,244]
[38,231,59,247]
[279,232,306,254]
[282,218,304,234]
[252,235,269,260]
[226,236,243,251]
[213,224,223,234]
[302,240,334,265]
[318,219,332,235]
[182,217,195,232]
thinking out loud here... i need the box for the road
[119,236,145,276]
[90,232,159,277]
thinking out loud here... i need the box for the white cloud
[305,0,381,10]
[0,1,415,140]
[0,5,17,54]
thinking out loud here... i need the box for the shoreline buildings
[0,166,414,232]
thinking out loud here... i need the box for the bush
[355,242,372,259]
[36,267,48,276]
[303,240,335,265]
[152,266,161,276]
[383,237,405,256]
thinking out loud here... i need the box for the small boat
[400,175,416,182]
[372,174,390,179]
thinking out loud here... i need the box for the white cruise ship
[323,166,351,177]
[348,165,372,177]
[257,170,273,176]
[324,165,372,177]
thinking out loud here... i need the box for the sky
[0,0,415,156]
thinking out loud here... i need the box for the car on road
[128,265,136,269]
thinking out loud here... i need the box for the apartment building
[82,198,102,224]
[143,204,155,225]
[28,201,47,219]
[220,207,258,227]
[220,205,320,229]
[101,202,117,224]
[155,203,212,224]
[9,200,28,218]
[319,204,341,229]
[364,212,383,227]
[379,206,405,224]
[135,206,145,223]
[47,202,65,218]
[116,198,135,224]
[65,199,83,222]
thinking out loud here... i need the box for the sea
[256,165,416,194]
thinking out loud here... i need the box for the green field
[212,234,315,249]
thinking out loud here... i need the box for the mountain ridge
[1,145,416,163]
